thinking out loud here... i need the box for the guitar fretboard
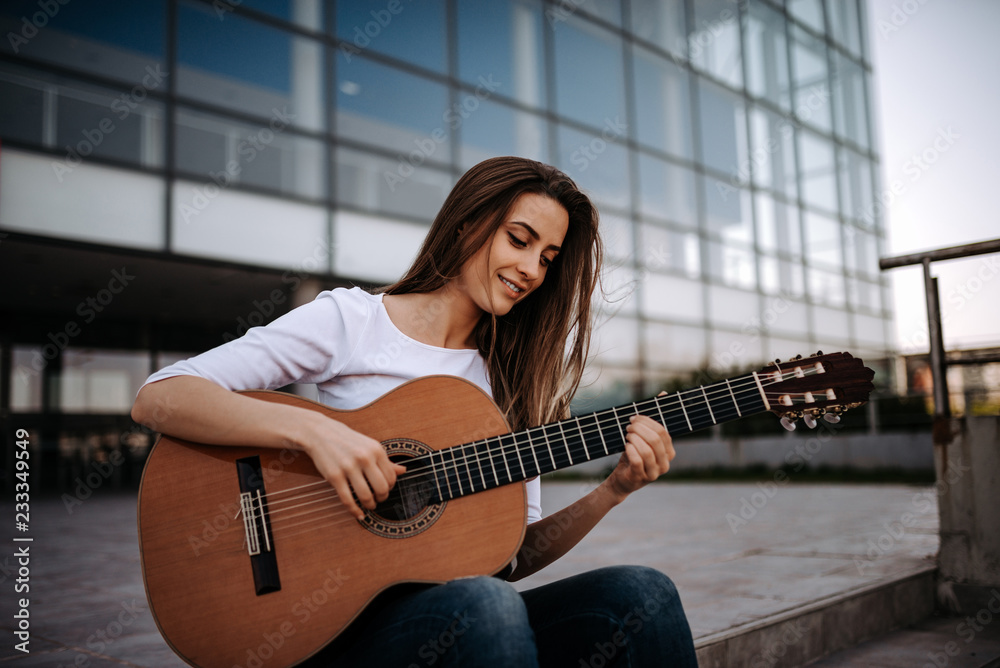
[427,373,767,503]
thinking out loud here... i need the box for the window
[633,45,694,160]
[338,0,446,73]
[637,153,698,228]
[688,0,743,87]
[697,78,748,178]
[629,0,686,57]
[790,25,832,131]
[178,2,324,131]
[744,2,792,110]
[553,15,626,132]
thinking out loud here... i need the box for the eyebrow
[511,221,562,252]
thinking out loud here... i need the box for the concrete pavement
[0,481,994,666]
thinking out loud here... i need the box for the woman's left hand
[605,399,675,500]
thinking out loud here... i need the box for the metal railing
[880,237,1000,418]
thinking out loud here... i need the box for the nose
[517,254,541,282]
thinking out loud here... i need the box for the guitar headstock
[756,351,875,431]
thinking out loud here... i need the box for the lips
[499,276,524,298]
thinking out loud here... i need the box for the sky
[866,0,1000,353]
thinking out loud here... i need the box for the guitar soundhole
[361,439,445,539]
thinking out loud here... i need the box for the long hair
[382,156,603,430]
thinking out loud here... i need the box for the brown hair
[382,156,603,430]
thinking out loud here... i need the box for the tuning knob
[780,416,797,431]
[823,413,841,424]
[803,413,818,429]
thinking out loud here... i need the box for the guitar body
[138,376,526,668]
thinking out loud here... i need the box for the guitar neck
[429,372,768,503]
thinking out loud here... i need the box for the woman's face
[460,192,569,316]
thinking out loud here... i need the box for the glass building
[0,0,889,486]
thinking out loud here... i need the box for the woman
[132,156,697,666]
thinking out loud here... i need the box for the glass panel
[457,0,546,107]
[709,284,761,329]
[831,52,870,149]
[766,335,813,362]
[754,192,802,257]
[629,0,686,56]
[688,0,743,87]
[336,147,453,222]
[790,25,832,131]
[706,241,756,290]
[798,130,837,213]
[0,65,46,146]
[60,349,150,413]
[592,315,639,366]
[556,124,630,210]
[11,346,43,412]
[638,223,700,279]
[812,305,851,343]
[172,181,329,269]
[337,54,451,157]
[808,268,846,306]
[570,0,622,27]
[334,210,428,284]
[710,328,764,369]
[748,107,797,198]
[1,148,164,249]
[828,0,862,56]
[760,255,807,298]
[242,0,323,31]
[0,0,165,85]
[854,313,886,347]
[178,2,324,131]
[838,148,873,223]
[787,0,825,34]
[851,228,880,279]
[743,1,791,110]
[458,99,548,170]
[553,15,626,131]
[642,274,703,322]
[632,45,693,160]
[702,176,754,245]
[174,106,325,200]
[637,153,698,228]
[770,298,810,335]
[802,211,842,269]
[644,321,708,370]
[697,78,748,177]
[601,264,638,315]
[339,0,446,73]
[601,214,634,262]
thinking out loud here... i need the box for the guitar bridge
[236,456,281,595]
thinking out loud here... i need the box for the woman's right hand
[295,411,407,521]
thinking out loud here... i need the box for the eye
[507,232,527,248]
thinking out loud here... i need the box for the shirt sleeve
[141,287,372,392]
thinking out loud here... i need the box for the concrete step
[695,566,936,667]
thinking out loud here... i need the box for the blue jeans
[307,565,697,667]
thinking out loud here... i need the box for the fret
[467,442,484,493]
[511,432,529,479]
[525,429,541,477]
[493,436,514,484]
[725,378,742,417]
[449,447,464,497]
[539,425,557,473]
[436,450,454,500]
[592,412,610,456]
[706,382,740,424]
[610,406,627,443]
[557,419,575,466]
[481,438,499,487]
[461,444,475,493]
[700,386,716,424]
[499,433,520,483]
[677,391,693,431]
[752,371,771,410]
[653,395,667,427]
[575,416,591,460]
[430,451,444,503]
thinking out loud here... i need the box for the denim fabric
[307,565,697,667]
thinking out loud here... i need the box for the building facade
[0,0,890,487]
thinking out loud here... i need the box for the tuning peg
[816,350,823,356]
[780,416,797,432]
[823,413,841,424]
[803,413,818,429]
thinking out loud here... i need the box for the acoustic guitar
[137,351,874,667]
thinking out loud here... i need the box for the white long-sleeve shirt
[143,286,542,523]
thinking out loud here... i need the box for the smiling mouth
[499,276,523,295]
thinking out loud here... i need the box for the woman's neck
[382,286,483,350]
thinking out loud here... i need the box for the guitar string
[258,383,832,532]
[261,366,831,512]
[174,365,848,540]
[255,374,834,533]
[260,365,827,509]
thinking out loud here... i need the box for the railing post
[922,258,951,419]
